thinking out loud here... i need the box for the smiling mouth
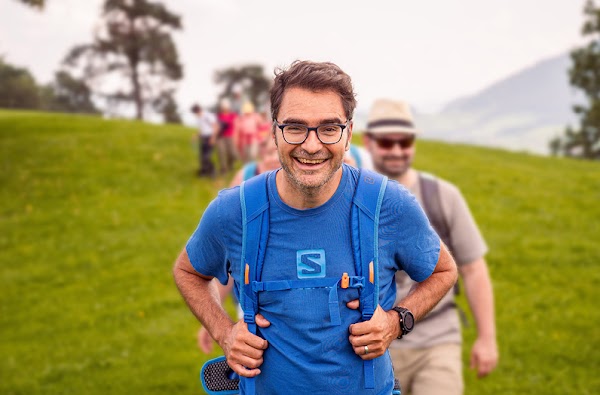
[296,158,326,165]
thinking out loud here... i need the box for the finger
[348,321,370,336]
[255,314,271,328]
[244,333,269,351]
[352,344,380,360]
[346,299,360,310]
[230,363,262,378]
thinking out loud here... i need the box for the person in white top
[191,103,218,177]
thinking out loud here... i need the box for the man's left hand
[470,337,498,378]
[347,301,399,360]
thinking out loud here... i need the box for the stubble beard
[377,155,413,179]
[279,150,343,197]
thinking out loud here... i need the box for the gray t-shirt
[390,171,488,349]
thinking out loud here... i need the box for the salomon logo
[297,249,326,279]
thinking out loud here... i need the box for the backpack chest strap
[252,273,366,326]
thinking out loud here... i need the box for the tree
[154,90,181,124]
[0,57,41,109]
[14,0,44,9]
[214,64,272,111]
[41,71,100,114]
[551,0,600,159]
[64,0,183,121]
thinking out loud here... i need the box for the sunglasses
[369,135,415,149]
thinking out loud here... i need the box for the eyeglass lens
[374,136,415,149]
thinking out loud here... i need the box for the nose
[301,129,323,153]
[389,142,405,154]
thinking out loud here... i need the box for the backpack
[242,162,258,181]
[238,168,388,394]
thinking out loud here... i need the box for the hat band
[367,119,414,129]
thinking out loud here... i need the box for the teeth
[298,158,325,164]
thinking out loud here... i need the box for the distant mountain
[416,52,583,155]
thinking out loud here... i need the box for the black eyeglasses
[368,134,415,150]
[274,120,349,145]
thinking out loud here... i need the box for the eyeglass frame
[273,120,350,145]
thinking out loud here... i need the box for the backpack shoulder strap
[351,168,387,389]
[239,171,271,395]
[418,172,452,248]
[418,172,461,297]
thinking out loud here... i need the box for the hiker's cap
[367,99,420,135]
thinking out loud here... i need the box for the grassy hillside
[1,110,599,394]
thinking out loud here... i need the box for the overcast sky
[0,0,588,123]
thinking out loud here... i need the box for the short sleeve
[185,197,230,285]
[439,180,488,265]
[380,181,441,282]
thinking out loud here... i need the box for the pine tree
[552,0,600,159]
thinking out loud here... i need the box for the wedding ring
[364,345,369,355]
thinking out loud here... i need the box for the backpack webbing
[418,172,462,302]
[239,168,387,393]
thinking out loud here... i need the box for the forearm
[173,249,234,346]
[397,242,458,321]
[460,258,496,340]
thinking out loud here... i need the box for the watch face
[404,312,415,330]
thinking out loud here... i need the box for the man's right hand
[221,314,270,377]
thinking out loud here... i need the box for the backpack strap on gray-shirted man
[418,172,468,325]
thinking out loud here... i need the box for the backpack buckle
[349,276,365,288]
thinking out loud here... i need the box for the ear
[362,133,371,149]
[345,121,353,151]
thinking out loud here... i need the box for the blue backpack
[201,168,401,395]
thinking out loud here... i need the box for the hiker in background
[173,60,458,394]
[191,103,218,178]
[234,101,262,163]
[216,98,238,174]
[363,99,498,395]
[256,110,273,142]
[230,133,280,185]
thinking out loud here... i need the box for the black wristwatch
[392,307,414,339]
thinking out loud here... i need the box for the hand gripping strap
[239,172,271,395]
[352,169,388,389]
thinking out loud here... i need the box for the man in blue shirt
[173,60,457,394]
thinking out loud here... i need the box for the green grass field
[1,110,599,394]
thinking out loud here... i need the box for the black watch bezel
[392,307,414,339]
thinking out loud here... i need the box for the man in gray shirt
[363,99,498,395]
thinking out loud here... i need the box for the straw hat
[366,99,420,134]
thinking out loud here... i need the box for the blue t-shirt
[186,165,440,394]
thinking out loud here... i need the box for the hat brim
[366,125,420,135]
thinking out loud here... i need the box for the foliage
[0,58,100,115]
[214,64,272,112]
[42,71,101,114]
[551,0,600,159]
[63,0,183,120]
[154,90,181,124]
[14,0,44,9]
[1,110,599,394]
[0,57,41,109]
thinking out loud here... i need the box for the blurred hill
[415,52,582,155]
